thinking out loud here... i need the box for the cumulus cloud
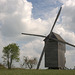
[65,50,75,68]
[0,0,51,39]
[1,0,32,37]
[60,0,75,32]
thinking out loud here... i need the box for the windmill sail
[50,37,75,47]
[49,7,62,34]
[22,33,46,38]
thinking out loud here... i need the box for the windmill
[22,7,75,69]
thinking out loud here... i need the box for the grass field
[0,69,75,75]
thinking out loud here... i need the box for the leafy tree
[2,43,20,69]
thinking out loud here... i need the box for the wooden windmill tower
[44,32,66,69]
[22,7,75,69]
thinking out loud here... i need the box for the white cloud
[65,50,75,69]
[60,0,75,6]
[20,39,44,57]
[0,0,6,2]
[0,0,50,39]
[60,0,75,32]
[0,32,6,63]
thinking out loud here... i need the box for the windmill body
[44,32,66,69]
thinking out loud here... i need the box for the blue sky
[27,0,62,19]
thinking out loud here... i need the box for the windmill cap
[44,32,65,42]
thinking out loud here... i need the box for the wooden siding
[44,32,66,69]
[44,39,66,69]
[45,39,58,67]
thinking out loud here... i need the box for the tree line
[1,43,37,69]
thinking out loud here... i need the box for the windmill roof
[44,32,65,42]
[53,32,65,42]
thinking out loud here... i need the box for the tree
[2,43,20,69]
[23,56,37,69]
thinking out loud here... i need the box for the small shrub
[0,63,6,69]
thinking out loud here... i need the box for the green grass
[0,69,75,75]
